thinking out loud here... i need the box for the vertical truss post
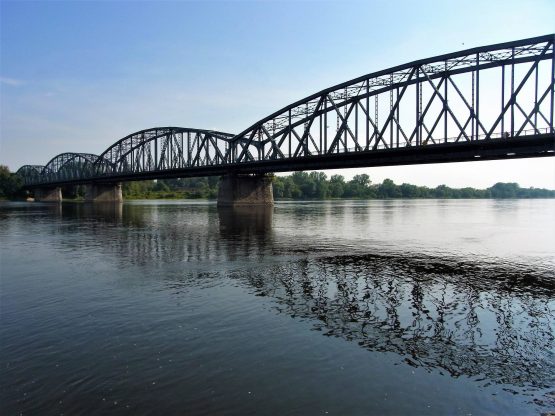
[396,87,400,148]
[288,109,292,157]
[142,144,145,171]
[444,65,448,143]
[335,101,340,153]
[476,53,480,138]
[471,70,475,140]
[551,49,554,133]
[318,110,322,155]
[305,103,309,156]
[416,68,420,146]
[168,135,171,168]
[324,100,328,153]
[501,65,505,136]
[154,136,158,170]
[366,80,370,150]
[390,74,394,148]
[511,46,515,137]
[169,134,172,168]
[187,132,191,166]
[534,61,539,131]
[374,95,379,147]
[180,134,184,168]
[355,96,359,151]
[419,78,423,145]
[344,88,348,152]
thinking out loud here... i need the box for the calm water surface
[1,199,554,415]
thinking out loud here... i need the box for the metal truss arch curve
[96,127,237,177]
[229,33,555,163]
[16,165,46,187]
[41,152,103,183]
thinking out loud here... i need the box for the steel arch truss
[95,127,236,177]
[41,153,103,183]
[228,34,554,163]
[16,34,555,187]
[16,165,46,187]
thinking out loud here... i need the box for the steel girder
[17,34,555,187]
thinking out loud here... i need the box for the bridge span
[17,34,555,204]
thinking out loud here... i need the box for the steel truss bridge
[17,34,555,188]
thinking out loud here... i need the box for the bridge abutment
[217,174,274,207]
[84,183,123,203]
[34,187,62,202]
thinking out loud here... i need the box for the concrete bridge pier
[217,174,274,206]
[84,183,123,203]
[34,187,62,202]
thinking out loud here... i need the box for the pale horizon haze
[1,0,554,189]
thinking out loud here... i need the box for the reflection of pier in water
[44,202,554,397]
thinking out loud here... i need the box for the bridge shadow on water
[18,201,555,407]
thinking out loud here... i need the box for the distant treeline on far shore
[115,172,555,200]
[1,165,554,200]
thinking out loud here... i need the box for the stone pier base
[217,174,274,206]
[34,187,62,202]
[84,183,123,203]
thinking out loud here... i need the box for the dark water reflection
[1,200,554,415]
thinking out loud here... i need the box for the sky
[1,0,554,189]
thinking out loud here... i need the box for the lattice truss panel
[95,128,235,176]
[229,35,554,163]
[16,165,45,186]
[43,153,101,182]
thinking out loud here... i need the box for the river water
[1,199,554,415]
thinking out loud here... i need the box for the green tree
[284,177,302,198]
[309,172,329,199]
[345,174,372,198]
[489,182,519,198]
[400,183,420,198]
[153,180,170,192]
[0,165,23,199]
[272,176,286,198]
[377,178,401,198]
[329,174,345,198]
[352,174,371,187]
[434,184,454,198]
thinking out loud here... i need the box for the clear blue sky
[1,0,554,188]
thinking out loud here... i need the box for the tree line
[122,173,555,199]
[1,165,554,200]
[272,172,555,199]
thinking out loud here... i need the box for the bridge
[16,34,555,204]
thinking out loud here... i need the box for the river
[1,199,554,415]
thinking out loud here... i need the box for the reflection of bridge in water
[16,34,555,204]
[39,203,555,397]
